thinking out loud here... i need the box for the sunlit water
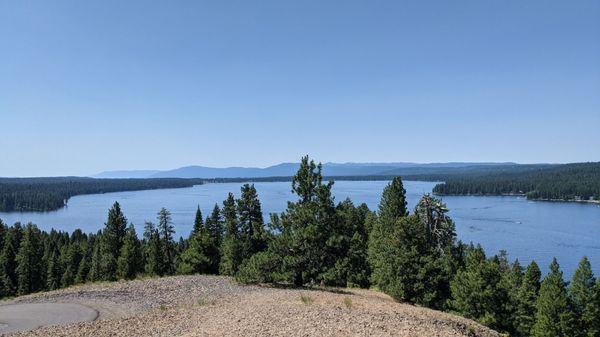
[1,181,599,277]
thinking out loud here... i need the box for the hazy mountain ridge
[94,162,518,179]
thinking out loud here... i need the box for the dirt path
[3,275,500,337]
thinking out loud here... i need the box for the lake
[1,180,599,277]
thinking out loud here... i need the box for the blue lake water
[1,180,599,277]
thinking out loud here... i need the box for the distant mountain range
[94,162,518,179]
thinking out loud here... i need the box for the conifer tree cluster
[1,157,598,337]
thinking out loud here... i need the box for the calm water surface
[1,181,599,277]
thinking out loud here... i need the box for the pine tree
[378,177,408,222]
[87,235,103,282]
[0,232,18,297]
[157,208,175,275]
[15,223,44,295]
[61,243,82,287]
[570,256,597,337]
[496,257,524,334]
[177,233,209,275]
[220,193,241,276]
[100,202,128,280]
[368,177,409,288]
[272,156,337,286]
[585,279,600,337]
[531,258,576,337]
[143,221,164,276]
[75,236,95,284]
[206,204,222,273]
[450,244,508,330]
[117,224,142,279]
[414,195,456,253]
[46,247,61,290]
[237,184,267,261]
[192,206,203,237]
[515,261,541,337]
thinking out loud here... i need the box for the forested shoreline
[0,177,204,212]
[1,157,599,337]
[433,162,600,202]
[2,162,598,213]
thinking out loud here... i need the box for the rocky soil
[4,275,499,337]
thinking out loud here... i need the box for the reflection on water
[1,180,599,277]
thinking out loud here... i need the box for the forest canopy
[432,162,600,201]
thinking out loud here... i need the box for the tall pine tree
[532,258,576,337]
[515,261,541,337]
[569,256,597,337]
[117,224,142,279]
[220,193,241,276]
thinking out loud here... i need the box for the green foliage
[16,224,44,295]
[143,221,164,276]
[569,257,597,337]
[235,251,281,284]
[370,188,454,309]
[46,246,61,291]
[157,208,176,275]
[0,177,203,212]
[450,245,510,331]
[433,162,600,201]
[514,261,541,337]
[378,177,408,222]
[270,156,337,286]
[0,228,18,297]
[368,178,409,288]
[237,184,267,261]
[100,202,128,281]
[219,193,241,276]
[585,279,600,337]
[117,224,142,280]
[531,259,576,337]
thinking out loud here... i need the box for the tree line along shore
[1,156,599,337]
[1,161,599,212]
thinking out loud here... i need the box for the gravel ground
[4,275,499,337]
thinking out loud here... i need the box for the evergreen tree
[192,206,203,237]
[205,204,223,273]
[220,193,241,276]
[87,235,103,282]
[532,258,576,337]
[157,208,175,275]
[15,223,44,295]
[515,261,541,337]
[585,279,600,337]
[46,247,61,290]
[143,221,164,276]
[75,235,95,284]
[368,177,409,287]
[101,202,128,280]
[570,256,597,337]
[117,224,142,279]
[450,245,509,331]
[237,184,267,260]
[414,195,456,253]
[377,177,408,222]
[272,156,337,286]
[61,243,82,287]
[177,232,209,275]
[0,231,18,297]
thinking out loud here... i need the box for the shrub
[235,251,281,284]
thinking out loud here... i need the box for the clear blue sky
[1,1,599,177]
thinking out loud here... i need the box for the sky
[1,1,599,177]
